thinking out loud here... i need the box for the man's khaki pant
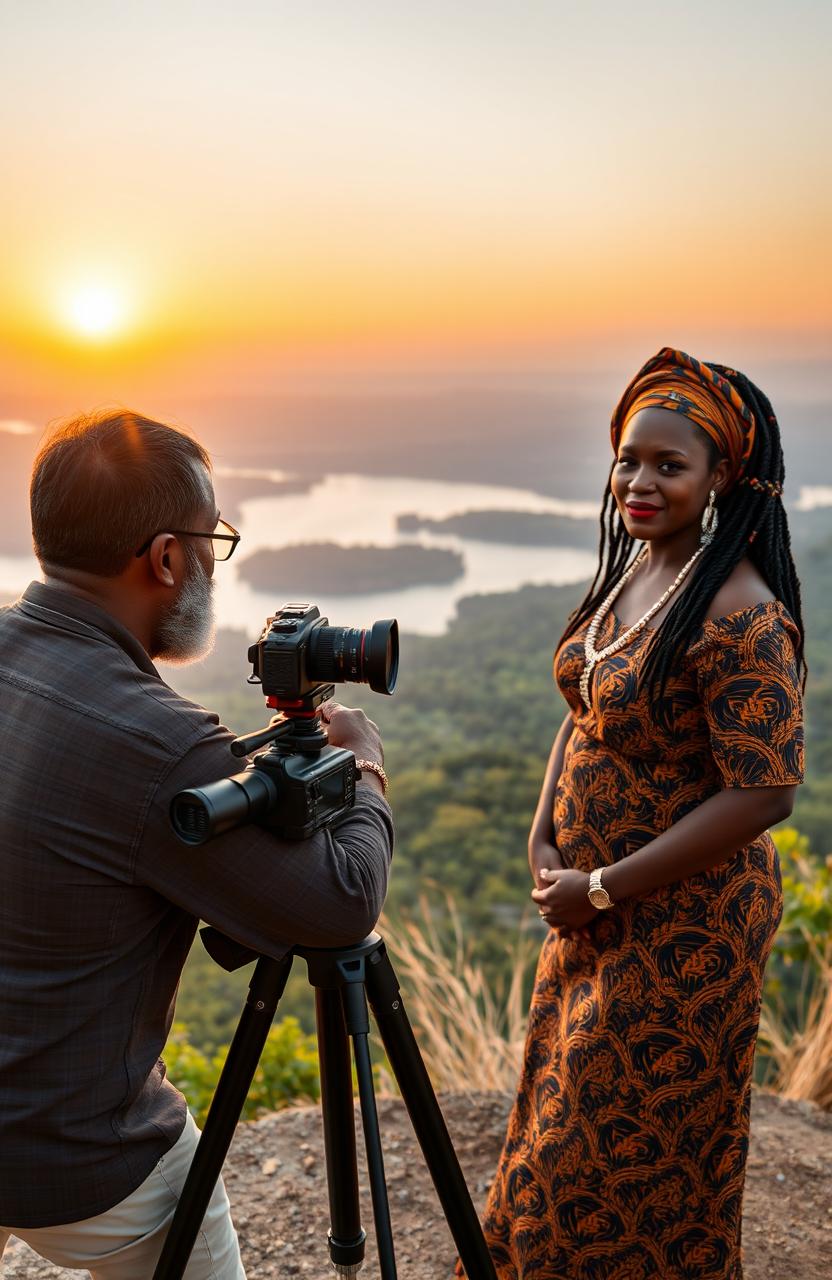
[0,1113,246,1278]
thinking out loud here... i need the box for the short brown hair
[31,410,212,576]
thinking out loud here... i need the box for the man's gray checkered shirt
[0,581,394,1228]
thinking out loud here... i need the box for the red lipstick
[625,502,662,518]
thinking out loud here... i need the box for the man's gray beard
[155,545,216,664]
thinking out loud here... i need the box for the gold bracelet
[355,758,389,795]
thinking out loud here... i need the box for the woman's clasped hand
[531,867,595,936]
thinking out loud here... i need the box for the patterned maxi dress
[461,600,804,1280]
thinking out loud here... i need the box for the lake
[2,469,829,636]
[0,471,598,635]
[214,470,600,634]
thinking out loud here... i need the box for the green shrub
[164,1016,320,1125]
[771,826,832,969]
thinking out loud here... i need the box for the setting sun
[62,283,127,341]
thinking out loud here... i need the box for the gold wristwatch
[588,868,613,910]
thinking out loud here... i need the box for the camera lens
[309,619,398,694]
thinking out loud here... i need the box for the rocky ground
[4,1089,832,1278]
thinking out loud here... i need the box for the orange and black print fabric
[457,600,803,1280]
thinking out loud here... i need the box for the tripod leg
[364,943,498,1280]
[315,988,366,1276]
[341,978,398,1280]
[152,954,293,1280]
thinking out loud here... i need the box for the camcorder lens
[170,771,279,845]
[309,619,399,694]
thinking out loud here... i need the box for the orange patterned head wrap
[610,347,756,487]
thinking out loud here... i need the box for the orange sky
[1,2,830,410]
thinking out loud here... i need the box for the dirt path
[4,1089,831,1278]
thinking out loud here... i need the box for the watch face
[588,887,610,909]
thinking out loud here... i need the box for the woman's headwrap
[610,347,756,487]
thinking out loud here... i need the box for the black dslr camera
[170,604,398,844]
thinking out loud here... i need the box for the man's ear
[147,533,178,588]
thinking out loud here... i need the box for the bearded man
[0,410,394,1277]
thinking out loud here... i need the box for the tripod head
[230,682,335,759]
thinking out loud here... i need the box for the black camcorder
[170,604,398,845]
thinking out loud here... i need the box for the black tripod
[152,930,497,1280]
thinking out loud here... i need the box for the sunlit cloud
[795,486,832,511]
[0,419,36,435]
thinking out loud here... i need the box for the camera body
[241,745,357,841]
[248,603,330,700]
[248,603,398,701]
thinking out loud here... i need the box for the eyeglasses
[135,517,241,562]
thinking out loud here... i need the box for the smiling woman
[461,348,807,1280]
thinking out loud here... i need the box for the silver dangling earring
[700,488,718,546]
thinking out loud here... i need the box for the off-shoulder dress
[461,599,804,1280]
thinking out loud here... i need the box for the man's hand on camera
[320,701,386,795]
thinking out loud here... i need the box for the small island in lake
[397,508,597,548]
[236,542,465,594]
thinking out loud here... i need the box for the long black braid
[558,364,806,707]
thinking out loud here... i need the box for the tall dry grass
[759,938,832,1110]
[379,893,832,1111]
[378,895,536,1093]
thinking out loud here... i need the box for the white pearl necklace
[579,543,705,707]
